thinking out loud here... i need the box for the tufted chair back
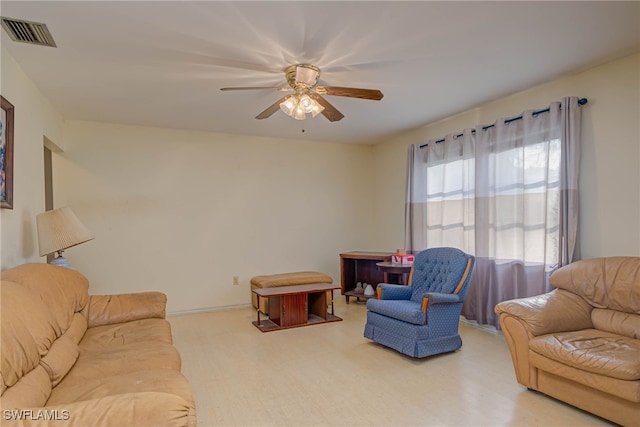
[409,247,474,302]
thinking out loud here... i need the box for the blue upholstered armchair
[363,247,475,358]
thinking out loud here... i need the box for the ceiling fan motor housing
[286,64,320,89]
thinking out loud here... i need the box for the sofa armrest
[84,292,167,328]
[2,392,195,427]
[494,289,593,336]
[493,289,593,388]
[377,283,412,300]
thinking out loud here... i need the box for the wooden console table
[339,251,394,303]
[252,283,342,332]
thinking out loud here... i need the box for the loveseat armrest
[494,288,593,336]
[84,292,167,328]
[376,283,412,300]
[494,289,593,388]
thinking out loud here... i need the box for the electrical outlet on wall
[233,276,239,286]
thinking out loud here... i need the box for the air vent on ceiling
[1,17,57,47]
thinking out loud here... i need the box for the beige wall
[0,46,64,269]
[54,121,375,313]
[3,43,639,313]
[372,53,640,259]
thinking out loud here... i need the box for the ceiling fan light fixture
[278,93,323,120]
[298,94,314,114]
[292,105,306,120]
[279,95,297,116]
[223,63,383,122]
[310,102,325,118]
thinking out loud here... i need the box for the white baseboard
[460,316,502,335]
[167,303,253,317]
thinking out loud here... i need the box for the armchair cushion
[369,292,465,326]
[376,283,412,300]
[409,247,474,302]
[367,300,425,325]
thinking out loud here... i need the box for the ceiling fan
[220,64,383,122]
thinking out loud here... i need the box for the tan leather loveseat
[495,257,640,426]
[1,263,196,426]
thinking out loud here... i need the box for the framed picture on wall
[1,95,14,209]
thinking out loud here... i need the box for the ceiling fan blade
[221,86,292,92]
[255,96,288,120]
[315,86,384,101]
[311,94,344,122]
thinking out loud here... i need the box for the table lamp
[36,207,94,269]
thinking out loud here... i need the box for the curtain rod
[419,97,588,148]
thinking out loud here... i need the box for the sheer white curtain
[405,97,582,328]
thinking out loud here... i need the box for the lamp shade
[36,207,94,257]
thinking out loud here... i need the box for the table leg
[330,291,334,315]
[256,295,261,326]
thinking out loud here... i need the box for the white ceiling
[1,1,639,144]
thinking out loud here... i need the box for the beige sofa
[0,263,196,426]
[495,257,640,426]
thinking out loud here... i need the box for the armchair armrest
[423,292,462,305]
[84,292,167,328]
[377,283,412,300]
[420,291,465,332]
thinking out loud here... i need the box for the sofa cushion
[591,308,640,340]
[0,366,52,409]
[549,257,640,313]
[35,392,196,427]
[60,341,182,388]
[530,351,640,403]
[80,318,173,348]
[1,281,58,357]
[84,292,167,328]
[530,329,640,381]
[38,314,88,388]
[2,264,89,334]
[1,282,54,392]
[39,335,79,387]
[47,369,195,409]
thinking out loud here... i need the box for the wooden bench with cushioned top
[251,271,333,314]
